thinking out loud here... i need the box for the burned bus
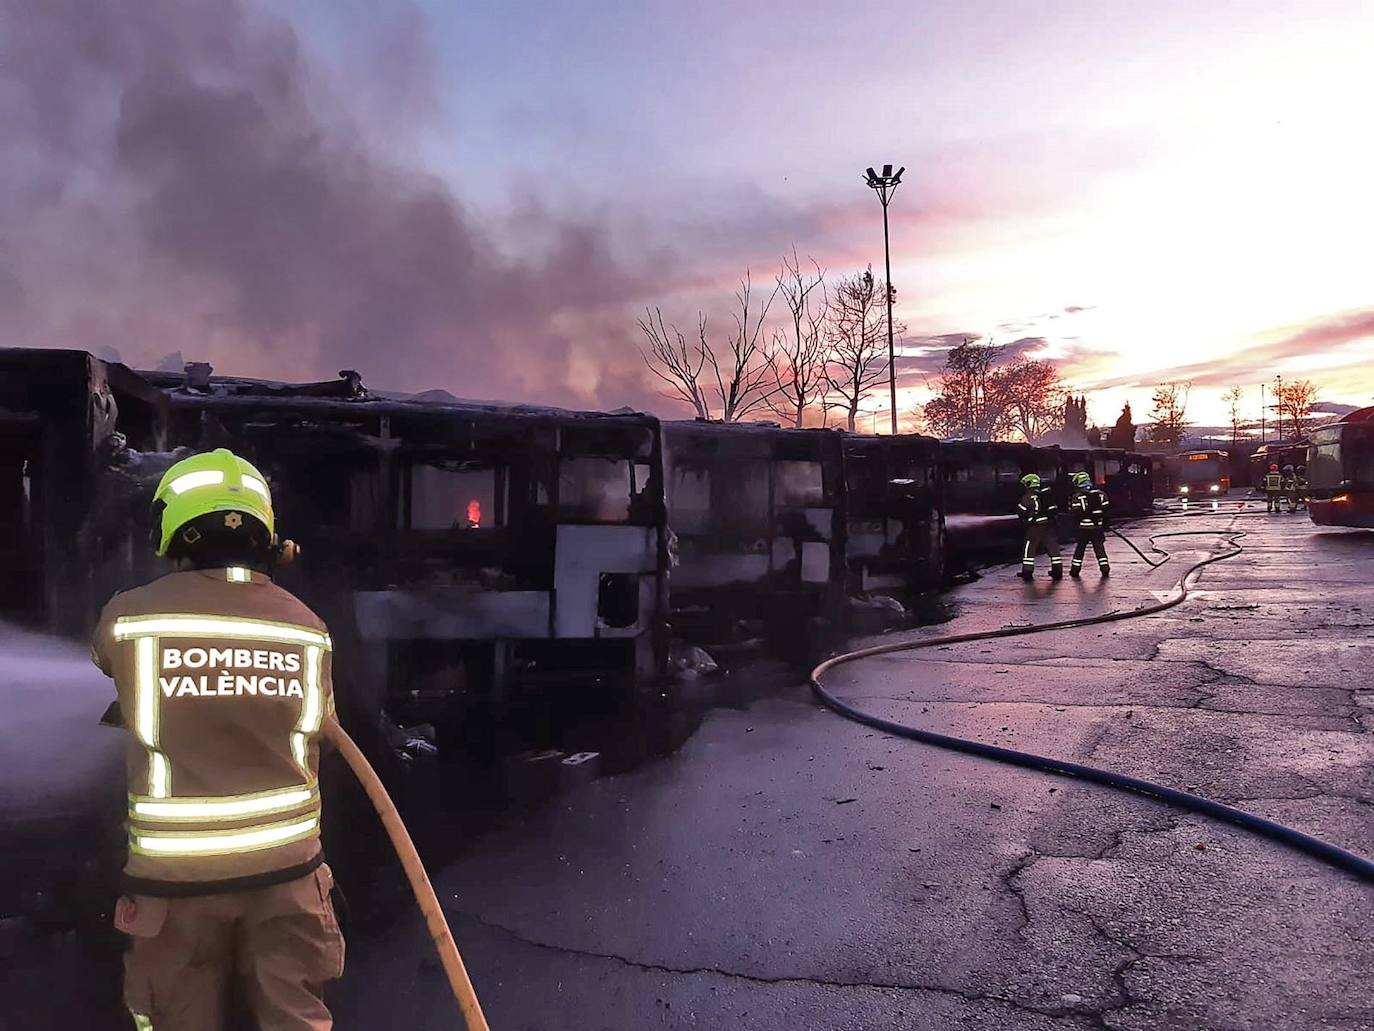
[939,440,1041,564]
[140,368,671,759]
[1090,449,1154,515]
[0,349,171,635]
[1250,442,1308,492]
[661,421,846,659]
[841,432,945,594]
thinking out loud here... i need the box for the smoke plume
[0,0,661,409]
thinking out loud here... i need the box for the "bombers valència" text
[158,646,307,699]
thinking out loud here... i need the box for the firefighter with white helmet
[92,448,344,1030]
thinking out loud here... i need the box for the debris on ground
[847,593,908,631]
[381,715,438,766]
[669,643,720,678]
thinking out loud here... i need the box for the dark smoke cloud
[0,0,674,410]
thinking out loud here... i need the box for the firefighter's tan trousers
[121,865,344,1031]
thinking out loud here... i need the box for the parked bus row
[0,349,1153,759]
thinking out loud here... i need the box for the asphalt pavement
[336,501,1374,1031]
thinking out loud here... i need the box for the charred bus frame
[0,349,169,634]
[661,421,846,658]
[840,432,945,594]
[140,371,671,757]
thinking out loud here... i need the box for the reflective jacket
[1263,472,1284,492]
[1069,487,1109,529]
[1017,486,1057,525]
[92,567,333,895]
[1282,474,1297,492]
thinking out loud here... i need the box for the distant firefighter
[1282,464,1300,513]
[1263,463,1284,513]
[1016,473,1063,580]
[1068,471,1110,577]
[1294,465,1309,511]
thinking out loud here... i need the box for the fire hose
[325,717,490,1030]
[812,524,1374,884]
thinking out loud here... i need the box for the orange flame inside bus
[467,499,481,527]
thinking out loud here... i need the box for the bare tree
[708,271,778,422]
[922,339,1009,440]
[824,267,900,432]
[637,308,711,419]
[1275,379,1318,438]
[1221,385,1246,444]
[637,271,779,422]
[767,250,828,428]
[1147,381,1191,448]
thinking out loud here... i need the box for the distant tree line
[1144,378,1323,449]
[638,251,1328,447]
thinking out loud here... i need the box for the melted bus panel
[841,432,945,594]
[662,421,845,660]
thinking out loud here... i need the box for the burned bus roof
[0,348,169,420]
[662,419,843,461]
[840,431,941,454]
[137,368,658,428]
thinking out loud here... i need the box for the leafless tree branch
[636,307,711,419]
[637,270,780,423]
[767,248,829,428]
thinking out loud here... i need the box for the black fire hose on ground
[811,526,1374,884]
[1108,526,1169,568]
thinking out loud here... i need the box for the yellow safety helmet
[152,448,275,556]
[1020,473,1041,488]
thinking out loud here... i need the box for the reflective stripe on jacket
[1069,488,1109,528]
[1017,486,1057,525]
[92,568,334,892]
[1263,473,1284,492]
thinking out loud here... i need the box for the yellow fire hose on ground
[324,717,490,1031]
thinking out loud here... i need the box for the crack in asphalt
[998,850,1039,936]
[450,909,1101,1025]
[1059,908,1204,1030]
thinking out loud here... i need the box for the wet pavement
[337,502,1374,1030]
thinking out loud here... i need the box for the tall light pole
[864,164,904,434]
[1274,374,1284,441]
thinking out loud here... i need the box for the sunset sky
[4,0,1373,431]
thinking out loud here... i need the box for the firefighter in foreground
[1067,471,1110,577]
[1016,473,1063,580]
[1263,462,1285,512]
[92,448,344,1030]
